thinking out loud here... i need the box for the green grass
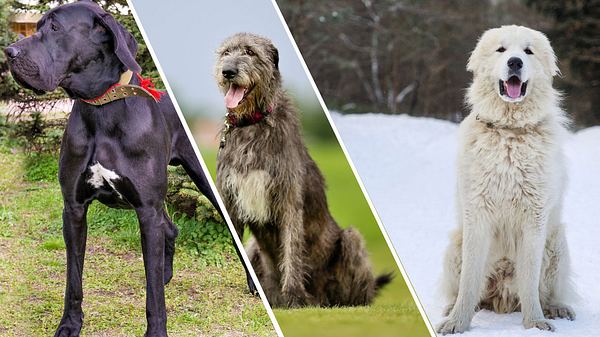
[200,142,431,337]
[0,148,275,336]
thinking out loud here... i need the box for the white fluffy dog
[437,25,575,334]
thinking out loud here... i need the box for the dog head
[215,33,280,115]
[4,0,140,99]
[468,25,558,104]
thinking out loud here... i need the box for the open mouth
[499,76,527,100]
[224,83,253,109]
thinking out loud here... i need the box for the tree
[0,0,20,100]
[526,0,600,126]
[279,0,599,127]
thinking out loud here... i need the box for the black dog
[4,1,255,336]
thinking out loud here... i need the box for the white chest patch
[88,162,122,196]
[224,169,271,224]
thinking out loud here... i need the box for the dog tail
[375,272,394,292]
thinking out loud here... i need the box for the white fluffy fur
[437,25,575,334]
[223,169,272,224]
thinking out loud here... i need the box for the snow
[331,112,600,336]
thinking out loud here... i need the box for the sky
[130,0,315,118]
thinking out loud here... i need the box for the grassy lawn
[200,142,431,337]
[0,148,275,336]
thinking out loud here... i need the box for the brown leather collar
[81,70,160,106]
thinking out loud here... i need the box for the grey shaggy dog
[214,33,391,308]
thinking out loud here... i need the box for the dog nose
[222,67,238,79]
[4,46,20,59]
[507,57,523,71]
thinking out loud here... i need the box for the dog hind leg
[329,227,381,306]
[163,209,178,285]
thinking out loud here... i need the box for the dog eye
[496,47,506,53]
[246,49,255,56]
[524,48,534,55]
[222,50,230,56]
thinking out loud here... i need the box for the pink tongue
[224,84,246,109]
[506,81,521,99]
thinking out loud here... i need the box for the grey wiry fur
[214,33,391,308]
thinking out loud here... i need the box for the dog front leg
[518,214,555,331]
[55,202,88,337]
[137,206,168,337]
[279,208,308,308]
[437,213,491,335]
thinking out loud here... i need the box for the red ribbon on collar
[136,73,164,101]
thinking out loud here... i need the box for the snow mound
[332,112,600,336]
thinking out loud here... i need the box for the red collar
[219,105,273,149]
[81,72,164,106]
[226,105,273,127]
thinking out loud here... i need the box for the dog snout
[4,46,20,59]
[222,66,238,79]
[507,57,523,72]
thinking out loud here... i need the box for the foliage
[0,0,20,100]
[23,152,58,182]
[9,112,65,153]
[167,166,233,265]
[279,0,598,127]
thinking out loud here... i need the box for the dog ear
[269,44,279,70]
[467,32,488,73]
[94,12,141,73]
[535,32,560,77]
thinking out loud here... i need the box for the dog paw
[543,304,576,321]
[143,333,168,337]
[247,277,258,296]
[524,319,555,332]
[54,324,82,337]
[284,293,307,308]
[54,313,83,337]
[282,288,311,308]
[143,328,168,337]
[436,317,470,335]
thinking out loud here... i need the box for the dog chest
[462,128,556,213]
[221,169,272,224]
